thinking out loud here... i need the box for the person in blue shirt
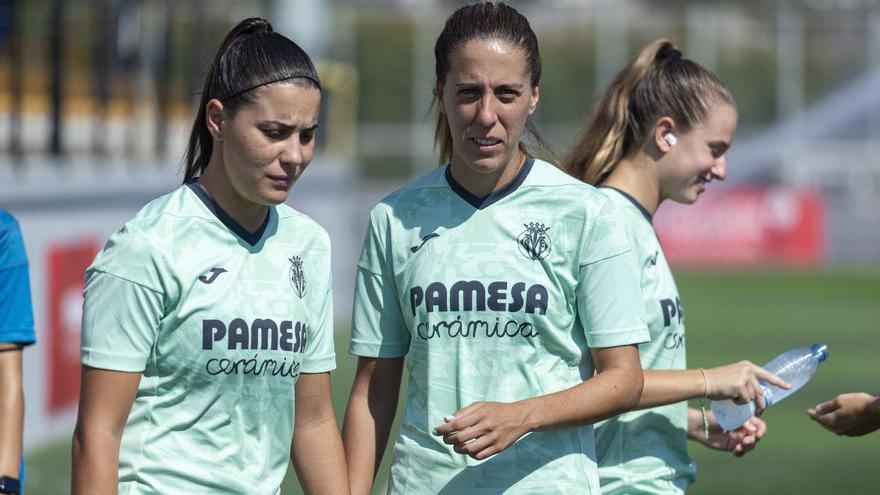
[0,210,37,495]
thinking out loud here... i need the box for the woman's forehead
[240,83,321,122]
[445,39,531,82]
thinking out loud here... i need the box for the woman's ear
[205,99,225,141]
[528,86,540,116]
[435,84,446,114]
[654,116,678,153]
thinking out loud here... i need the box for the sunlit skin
[199,82,321,231]
[658,102,737,205]
[604,101,737,215]
[438,39,539,198]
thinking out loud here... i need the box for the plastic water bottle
[711,343,829,431]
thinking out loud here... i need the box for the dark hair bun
[237,17,273,36]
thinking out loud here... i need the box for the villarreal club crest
[518,222,551,261]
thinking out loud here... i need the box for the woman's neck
[602,154,662,216]
[198,157,268,233]
[449,150,526,198]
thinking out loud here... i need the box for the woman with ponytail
[72,18,349,494]
[565,40,789,494]
[343,3,648,494]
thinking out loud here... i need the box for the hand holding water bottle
[688,408,767,457]
[702,361,791,413]
[712,343,829,431]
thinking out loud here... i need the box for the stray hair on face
[184,17,321,183]
[564,39,735,185]
[432,1,556,165]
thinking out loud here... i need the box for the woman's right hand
[705,361,790,413]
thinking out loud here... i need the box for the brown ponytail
[564,39,734,185]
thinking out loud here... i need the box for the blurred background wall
[0,1,877,493]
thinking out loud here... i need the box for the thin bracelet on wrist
[699,401,710,440]
[697,368,710,439]
[698,368,709,398]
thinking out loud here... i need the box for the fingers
[809,408,844,432]
[433,404,484,436]
[442,420,490,446]
[451,434,493,457]
[728,417,765,457]
[753,366,790,390]
[432,401,531,461]
[454,402,483,418]
[711,361,792,408]
[731,394,747,405]
[736,433,756,456]
[730,431,759,458]
[808,398,840,417]
[806,398,842,430]
[750,417,767,439]
[749,374,766,412]
[727,421,757,444]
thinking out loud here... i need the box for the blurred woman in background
[565,39,789,494]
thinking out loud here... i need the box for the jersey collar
[600,186,653,224]
[445,157,534,210]
[186,180,273,246]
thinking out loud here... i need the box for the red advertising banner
[654,186,825,267]
[46,238,101,414]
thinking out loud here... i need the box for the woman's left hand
[433,401,534,460]
[697,415,766,457]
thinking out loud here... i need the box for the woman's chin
[255,187,291,206]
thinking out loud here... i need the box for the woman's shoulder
[368,166,449,217]
[122,184,201,233]
[597,187,655,230]
[275,203,330,245]
[91,186,197,268]
[525,159,610,201]
[522,159,614,212]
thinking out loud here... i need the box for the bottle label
[763,386,774,408]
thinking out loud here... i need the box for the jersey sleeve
[80,224,170,372]
[577,199,650,349]
[0,215,36,345]
[301,233,336,373]
[349,206,411,358]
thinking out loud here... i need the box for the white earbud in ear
[664,134,677,146]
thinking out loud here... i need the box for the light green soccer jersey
[595,187,695,495]
[350,159,650,494]
[80,183,335,495]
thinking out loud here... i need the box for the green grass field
[24,270,880,494]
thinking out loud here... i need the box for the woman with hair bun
[72,18,348,494]
[566,39,789,494]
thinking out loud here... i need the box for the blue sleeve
[0,212,36,345]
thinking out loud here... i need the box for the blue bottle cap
[811,343,829,362]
